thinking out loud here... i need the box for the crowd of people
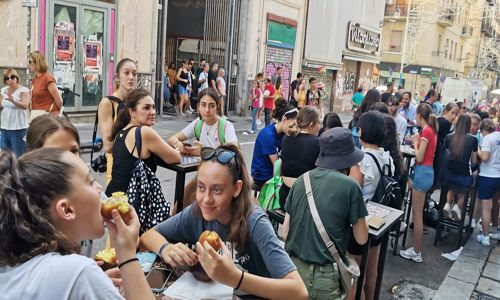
[0,51,499,300]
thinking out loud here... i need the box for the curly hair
[0,149,79,266]
[193,144,254,253]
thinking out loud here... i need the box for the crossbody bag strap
[304,172,347,265]
[134,126,143,161]
[90,108,99,162]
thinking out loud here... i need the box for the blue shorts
[478,176,500,200]
[410,165,434,192]
[178,84,187,95]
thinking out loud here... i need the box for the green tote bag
[257,159,282,210]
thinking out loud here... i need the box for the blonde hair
[3,68,20,84]
[29,51,48,73]
[218,68,225,76]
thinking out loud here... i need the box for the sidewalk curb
[434,228,497,300]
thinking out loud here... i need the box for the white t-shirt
[0,86,30,130]
[479,132,500,178]
[198,71,209,92]
[217,77,226,94]
[394,113,407,144]
[0,253,123,300]
[181,117,238,148]
[359,147,395,200]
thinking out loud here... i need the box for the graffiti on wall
[265,46,293,99]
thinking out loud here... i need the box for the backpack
[365,152,403,210]
[194,117,227,145]
[90,96,124,162]
[258,159,282,210]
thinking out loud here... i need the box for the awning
[342,50,381,65]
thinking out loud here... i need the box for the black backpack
[365,152,403,210]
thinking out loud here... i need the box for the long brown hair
[0,149,80,266]
[110,88,151,141]
[193,144,254,252]
[417,103,438,133]
[450,114,472,160]
[289,106,319,136]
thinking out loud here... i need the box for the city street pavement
[76,111,463,300]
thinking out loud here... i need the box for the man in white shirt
[197,63,209,93]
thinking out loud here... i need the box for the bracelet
[158,242,169,256]
[235,270,245,290]
[118,257,139,269]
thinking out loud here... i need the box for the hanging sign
[347,22,381,55]
[21,0,38,7]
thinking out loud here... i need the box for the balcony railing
[384,4,408,18]
[438,8,455,27]
[481,21,494,37]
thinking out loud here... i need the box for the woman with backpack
[98,58,138,183]
[348,111,394,300]
[400,103,438,263]
[442,114,478,221]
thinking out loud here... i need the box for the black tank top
[178,69,188,88]
[106,127,158,196]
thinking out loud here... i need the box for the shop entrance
[47,0,114,112]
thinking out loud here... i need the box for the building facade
[1,0,160,114]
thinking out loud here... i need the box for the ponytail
[417,103,438,133]
[0,149,79,266]
[428,115,438,133]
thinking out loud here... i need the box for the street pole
[399,0,412,89]
[26,6,32,87]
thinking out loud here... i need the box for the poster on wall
[54,30,74,63]
[84,41,102,74]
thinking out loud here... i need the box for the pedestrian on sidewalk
[263,77,276,126]
[306,77,323,118]
[250,80,261,134]
[476,118,500,245]
[255,73,264,126]
[0,68,30,156]
[217,68,227,117]
[294,79,306,109]
[98,58,137,184]
[176,60,190,117]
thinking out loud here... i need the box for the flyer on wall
[84,40,102,75]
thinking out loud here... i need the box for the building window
[445,39,449,59]
[454,42,457,61]
[437,34,442,52]
[389,30,402,52]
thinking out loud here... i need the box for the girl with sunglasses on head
[251,98,298,192]
[0,149,155,300]
[0,68,30,156]
[140,145,308,299]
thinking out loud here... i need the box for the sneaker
[489,230,500,240]
[477,234,491,246]
[248,130,256,134]
[452,205,461,222]
[399,247,423,263]
[471,218,477,228]
[443,203,452,219]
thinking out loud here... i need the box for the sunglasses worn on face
[4,75,16,81]
[200,147,241,178]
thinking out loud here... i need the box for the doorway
[47,0,113,112]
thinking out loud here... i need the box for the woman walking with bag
[0,69,30,156]
[28,51,63,120]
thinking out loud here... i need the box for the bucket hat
[316,127,364,170]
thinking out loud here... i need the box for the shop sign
[21,0,38,7]
[347,22,381,54]
[421,67,433,76]
[379,70,405,79]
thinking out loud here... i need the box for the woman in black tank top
[105,89,181,196]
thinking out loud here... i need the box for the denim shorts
[410,165,434,192]
[178,84,187,95]
[478,176,500,200]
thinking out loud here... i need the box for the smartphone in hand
[146,267,172,294]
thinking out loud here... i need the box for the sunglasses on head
[200,147,241,178]
[4,75,16,81]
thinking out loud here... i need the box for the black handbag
[127,126,171,234]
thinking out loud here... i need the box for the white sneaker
[477,234,491,246]
[399,247,423,263]
[489,230,500,240]
[443,203,452,219]
[471,218,477,228]
[452,205,461,222]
